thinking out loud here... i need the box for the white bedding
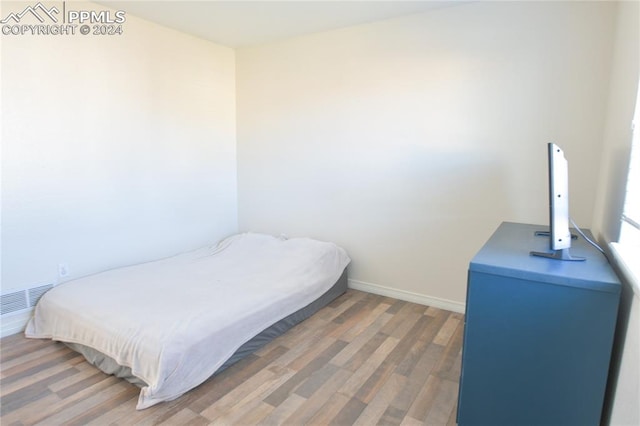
[25,233,350,409]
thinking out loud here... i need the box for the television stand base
[534,231,578,240]
[530,248,586,261]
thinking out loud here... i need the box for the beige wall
[1,3,238,294]
[236,1,617,306]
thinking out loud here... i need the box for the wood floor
[0,289,464,425]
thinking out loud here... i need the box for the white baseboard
[348,279,466,314]
[1,309,33,338]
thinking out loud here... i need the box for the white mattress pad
[25,233,350,409]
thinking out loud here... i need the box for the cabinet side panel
[457,271,619,425]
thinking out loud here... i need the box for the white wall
[236,1,617,306]
[592,1,640,424]
[1,3,238,298]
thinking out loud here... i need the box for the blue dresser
[457,222,620,426]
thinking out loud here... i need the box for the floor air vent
[1,284,54,315]
[1,291,28,315]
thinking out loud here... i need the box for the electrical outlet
[58,263,69,278]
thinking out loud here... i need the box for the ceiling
[97,1,464,47]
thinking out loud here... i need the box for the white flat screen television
[530,143,585,261]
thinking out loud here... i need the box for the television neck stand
[530,230,585,261]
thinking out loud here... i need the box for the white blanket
[25,233,350,409]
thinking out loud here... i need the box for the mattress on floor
[64,269,348,388]
[25,233,350,409]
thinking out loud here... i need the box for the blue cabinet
[457,222,620,426]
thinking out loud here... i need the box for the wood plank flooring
[0,290,464,425]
